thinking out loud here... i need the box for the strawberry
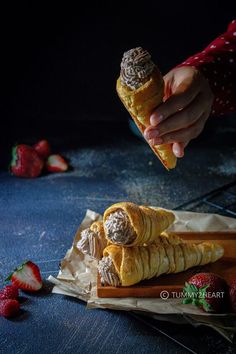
[6,260,43,292]
[0,299,20,318]
[229,279,236,312]
[182,272,229,313]
[46,154,68,172]
[33,139,51,159]
[10,144,44,178]
[0,285,19,300]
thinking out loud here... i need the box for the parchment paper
[48,209,236,341]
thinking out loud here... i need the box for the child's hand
[144,66,214,158]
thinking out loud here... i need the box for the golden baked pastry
[103,202,175,246]
[116,47,177,170]
[155,231,183,246]
[99,241,224,287]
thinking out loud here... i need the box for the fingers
[150,77,200,126]
[172,142,189,158]
[143,66,214,159]
[151,112,208,145]
[145,92,206,140]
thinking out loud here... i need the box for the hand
[144,66,214,158]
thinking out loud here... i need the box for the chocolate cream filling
[120,47,155,90]
[104,209,136,245]
[98,256,121,287]
[77,228,103,259]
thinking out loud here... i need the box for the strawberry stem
[182,282,213,311]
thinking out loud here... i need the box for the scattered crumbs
[148,161,153,166]
[39,231,46,241]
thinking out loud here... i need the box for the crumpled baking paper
[48,209,236,342]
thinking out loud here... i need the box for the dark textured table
[0,117,236,354]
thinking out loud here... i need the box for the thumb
[164,67,195,102]
[163,74,174,102]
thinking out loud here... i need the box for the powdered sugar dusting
[208,154,236,176]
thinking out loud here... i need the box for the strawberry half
[33,139,51,160]
[10,144,44,178]
[6,260,43,292]
[46,154,68,172]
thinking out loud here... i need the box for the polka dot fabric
[178,19,236,116]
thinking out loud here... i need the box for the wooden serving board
[97,232,236,298]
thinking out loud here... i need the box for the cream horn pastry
[156,231,183,246]
[103,202,175,246]
[77,221,107,260]
[117,47,177,170]
[98,241,224,287]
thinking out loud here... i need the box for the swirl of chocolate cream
[77,228,105,260]
[120,47,155,90]
[98,256,121,287]
[104,209,136,245]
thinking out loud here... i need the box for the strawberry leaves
[182,273,229,313]
[10,146,18,168]
[182,281,214,312]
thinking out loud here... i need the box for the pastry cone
[77,221,107,260]
[117,47,177,170]
[100,241,224,287]
[157,231,183,246]
[103,202,175,247]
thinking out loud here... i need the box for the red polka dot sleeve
[177,19,236,116]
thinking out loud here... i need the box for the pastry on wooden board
[76,202,224,288]
[78,202,175,257]
[98,239,224,287]
[103,202,175,247]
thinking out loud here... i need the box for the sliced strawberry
[33,140,51,159]
[10,144,44,178]
[0,299,20,318]
[46,154,68,172]
[6,260,43,292]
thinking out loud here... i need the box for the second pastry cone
[103,202,175,247]
[102,241,224,286]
